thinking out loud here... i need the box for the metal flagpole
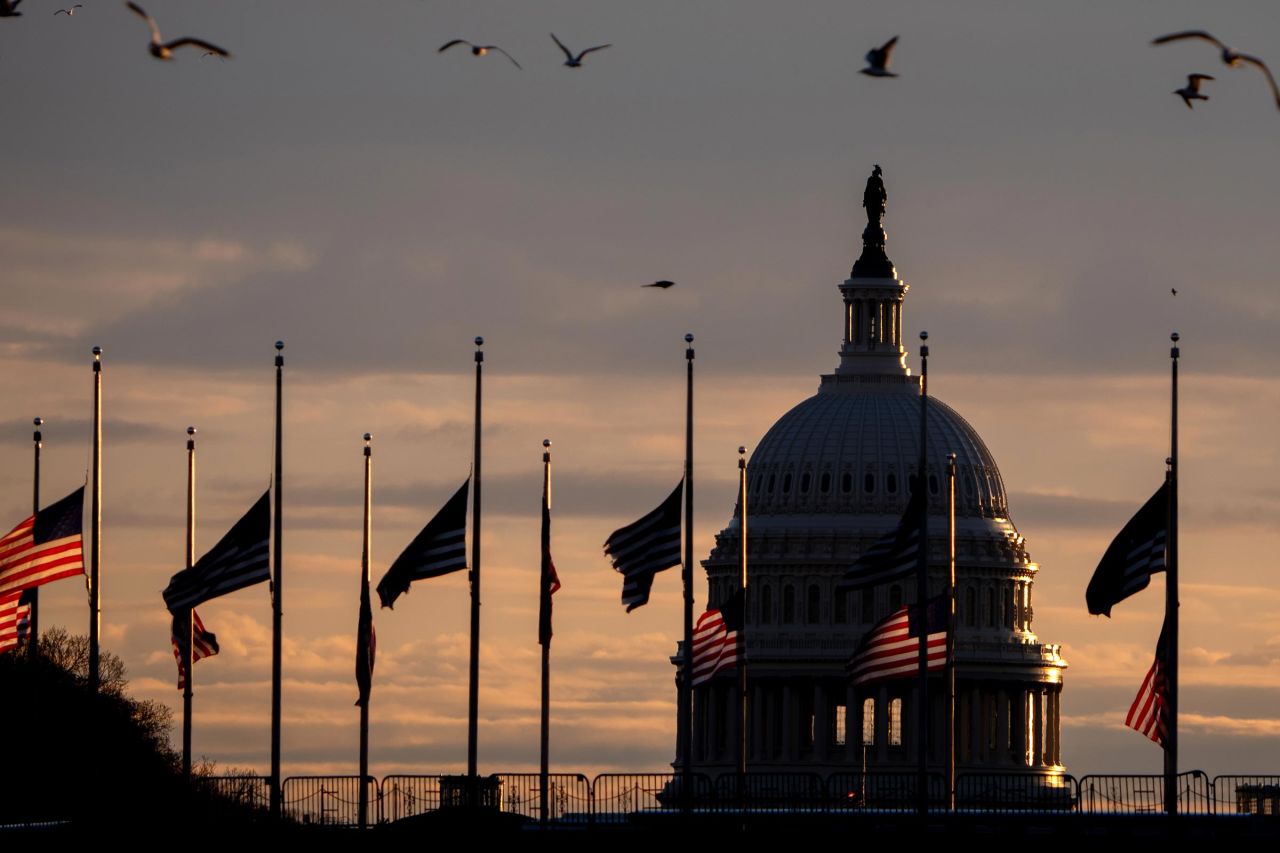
[1165,332,1180,816]
[183,426,197,783]
[270,340,284,819]
[359,433,372,830]
[28,418,42,660]
[468,336,483,785]
[681,334,695,790]
[737,446,749,781]
[539,439,552,826]
[945,453,957,811]
[89,346,102,695]
[915,331,929,815]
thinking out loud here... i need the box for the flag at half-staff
[1086,481,1168,617]
[848,595,946,686]
[163,491,271,613]
[691,589,743,686]
[375,478,469,609]
[0,590,33,654]
[171,609,220,690]
[603,481,683,612]
[1125,618,1170,746]
[836,488,924,594]
[538,477,562,647]
[355,565,376,707]
[0,486,85,597]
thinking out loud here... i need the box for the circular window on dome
[800,472,811,493]
[820,472,831,494]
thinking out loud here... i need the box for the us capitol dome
[674,167,1067,777]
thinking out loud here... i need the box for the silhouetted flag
[538,484,561,647]
[171,609,220,690]
[0,486,85,597]
[848,596,946,686]
[836,488,924,593]
[691,589,743,686]
[15,589,33,645]
[0,591,26,653]
[1125,619,1170,747]
[603,481,683,612]
[376,479,469,609]
[1086,482,1168,617]
[163,491,271,613]
[355,576,376,707]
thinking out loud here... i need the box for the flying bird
[0,0,24,18]
[126,2,230,60]
[1173,74,1214,109]
[438,39,522,69]
[551,33,611,67]
[860,36,899,78]
[644,280,675,289]
[1153,31,1280,110]
[53,5,83,15]
[1171,288,1178,296]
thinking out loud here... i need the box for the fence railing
[195,770,1280,826]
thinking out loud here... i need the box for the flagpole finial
[275,340,284,351]
[274,340,284,368]
[363,432,372,457]
[685,333,694,343]
[543,439,551,448]
[187,426,196,436]
[33,417,43,427]
[92,345,102,358]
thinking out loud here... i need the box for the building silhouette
[674,168,1068,776]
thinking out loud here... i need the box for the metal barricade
[1213,775,1280,815]
[954,772,1078,812]
[1078,771,1211,815]
[281,775,378,827]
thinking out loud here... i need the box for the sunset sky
[3,2,1280,777]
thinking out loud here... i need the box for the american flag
[0,590,32,654]
[836,489,924,594]
[163,491,271,613]
[1125,619,1169,747]
[691,589,743,686]
[376,478,469,609]
[171,609,220,690]
[539,466,562,647]
[1086,481,1168,617]
[603,481,683,612]
[0,486,85,598]
[848,595,946,686]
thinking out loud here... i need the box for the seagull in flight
[860,36,899,78]
[643,280,675,289]
[551,33,611,68]
[0,0,24,18]
[53,5,82,15]
[1153,31,1280,110]
[1173,74,1214,108]
[438,39,522,69]
[126,2,231,60]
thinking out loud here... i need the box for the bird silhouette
[0,0,24,18]
[551,33,611,68]
[1171,288,1178,296]
[126,2,230,60]
[644,281,675,289]
[439,39,522,69]
[1173,74,1214,108]
[860,36,899,78]
[1153,31,1279,110]
[53,5,82,15]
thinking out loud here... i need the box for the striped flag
[171,609,220,690]
[848,596,946,686]
[355,574,376,707]
[691,589,743,686]
[1125,619,1170,747]
[376,478,469,609]
[163,491,271,613]
[1086,481,1168,617]
[836,489,924,593]
[0,591,32,654]
[603,481,683,612]
[0,486,85,598]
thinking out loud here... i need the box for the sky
[3,1,1280,778]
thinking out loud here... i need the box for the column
[813,683,829,761]
[894,299,903,347]
[1032,688,1044,768]
[1010,687,1026,766]
[750,682,763,761]
[675,672,689,768]
[846,683,858,762]
[995,688,1010,767]
[876,686,889,764]
[1051,687,1061,766]
[782,684,796,762]
[969,686,983,765]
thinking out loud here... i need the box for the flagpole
[737,446,748,780]
[681,333,695,787]
[468,336,483,784]
[359,433,372,830]
[1165,332,1180,816]
[89,346,102,694]
[539,439,552,827]
[945,452,956,812]
[270,340,284,819]
[183,426,197,783]
[28,417,42,660]
[915,331,929,815]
